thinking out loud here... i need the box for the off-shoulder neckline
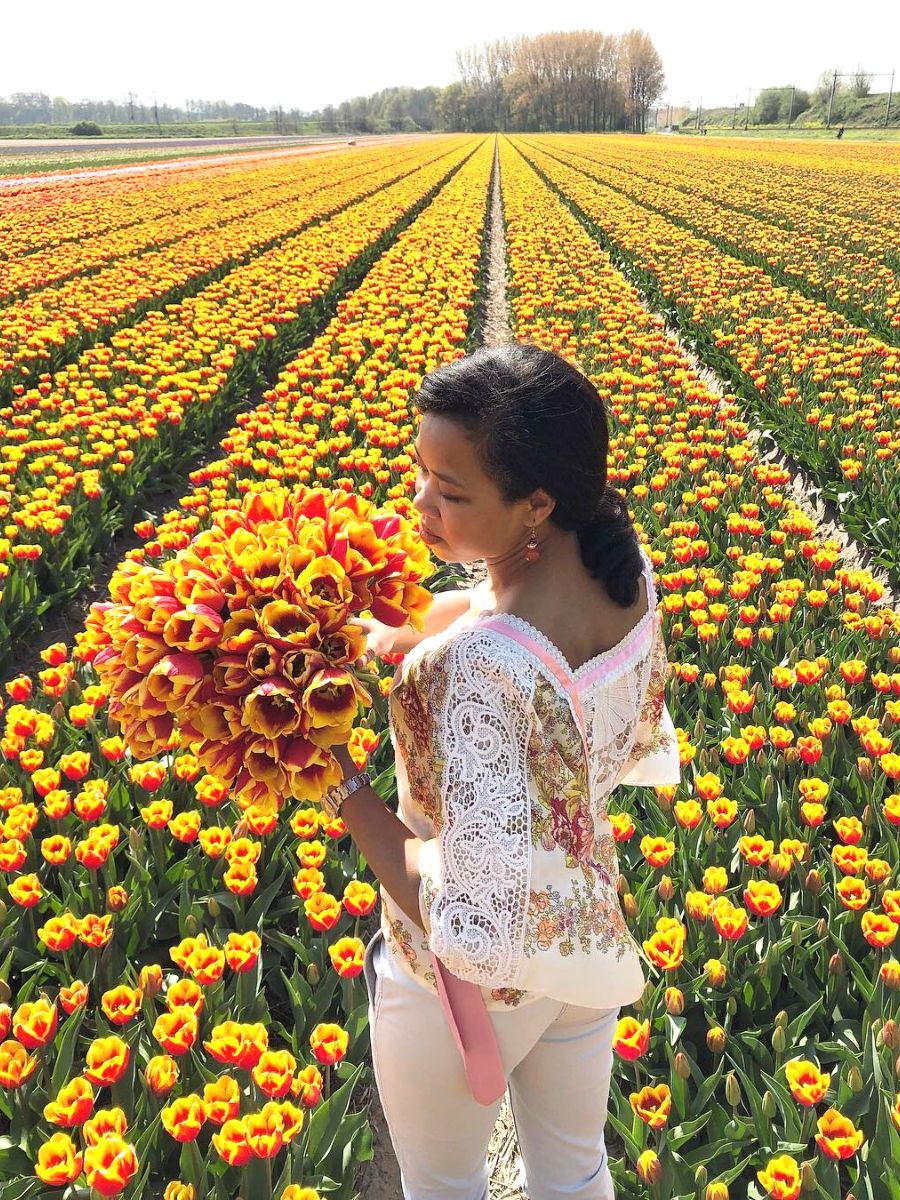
[471,553,656,685]
[475,604,653,683]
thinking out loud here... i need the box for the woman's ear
[529,489,556,525]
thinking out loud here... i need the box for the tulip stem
[184,1136,208,1196]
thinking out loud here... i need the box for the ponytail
[573,485,643,608]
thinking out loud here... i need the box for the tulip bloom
[642,918,686,971]
[0,1039,38,1088]
[203,1074,241,1125]
[83,1107,128,1146]
[785,1060,831,1107]
[328,936,365,978]
[712,898,748,940]
[101,986,144,1027]
[343,879,377,916]
[224,930,262,973]
[83,1037,130,1086]
[744,880,783,918]
[145,1054,179,1097]
[83,1134,139,1195]
[861,912,898,948]
[252,1049,298,1098]
[44,1076,95,1127]
[815,1108,865,1159]
[309,1023,349,1065]
[211,1117,254,1167]
[161,1093,206,1142]
[757,1154,801,1200]
[294,1063,324,1106]
[12,997,58,1049]
[153,1009,199,1057]
[34,1132,84,1187]
[60,980,89,1015]
[629,1083,671,1128]
[612,1016,650,1061]
[304,892,343,932]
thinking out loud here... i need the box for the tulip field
[1,131,900,1200]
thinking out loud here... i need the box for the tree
[850,66,872,98]
[620,29,665,133]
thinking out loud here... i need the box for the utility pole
[787,84,795,128]
[826,68,838,127]
[127,91,136,122]
[697,97,702,132]
[153,93,161,135]
[746,86,751,128]
[887,70,895,126]
[732,96,737,128]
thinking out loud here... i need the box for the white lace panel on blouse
[427,629,537,987]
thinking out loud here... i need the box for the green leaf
[306,1062,365,1165]
[50,1003,87,1095]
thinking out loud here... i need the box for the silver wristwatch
[321,770,372,820]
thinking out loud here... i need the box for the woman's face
[411,412,533,564]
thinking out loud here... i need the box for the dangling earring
[524,522,540,563]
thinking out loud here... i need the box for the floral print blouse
[377,545,681,1011]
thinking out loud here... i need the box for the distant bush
[70,120,103,136]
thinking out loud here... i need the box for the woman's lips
[420,525,443,543]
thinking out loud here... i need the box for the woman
[325,342,681,1199]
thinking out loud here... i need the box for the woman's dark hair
[414,341,644,608]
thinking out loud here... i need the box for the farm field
[1,131,900,1200]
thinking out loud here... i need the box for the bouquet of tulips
[86,486,434,811]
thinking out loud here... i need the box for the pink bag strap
[431,952,507,1106]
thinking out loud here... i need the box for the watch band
[323,770,372,819]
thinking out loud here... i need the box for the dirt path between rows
[356,135,532,1200]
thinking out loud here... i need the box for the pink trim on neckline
[478,616,589,736]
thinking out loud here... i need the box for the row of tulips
[0,140,459,395]
[0,138,479,669]
[509,136,900,587]
[0,152,333,261]
[541,135,900,338]
[0,136,495,1198]
[0,151,364,299]
[499,134,900,1199]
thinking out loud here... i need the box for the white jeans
[363,928,619,1200]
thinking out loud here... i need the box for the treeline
[2,28,665,136]
[315,30,665,133]
[0,94,277,127]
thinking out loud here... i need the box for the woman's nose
[413,478,435,514]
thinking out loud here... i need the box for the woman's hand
[350,616,399,666]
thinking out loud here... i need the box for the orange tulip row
[0,141,430,302]
[509,136,900,570]
[0,139,494,1196]
[497,135,900,1195]
[0,152,325,260]
[524,134,900,334]
[0,139,464,389]
[0,137,479,663]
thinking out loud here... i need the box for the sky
[4,0,897,113]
